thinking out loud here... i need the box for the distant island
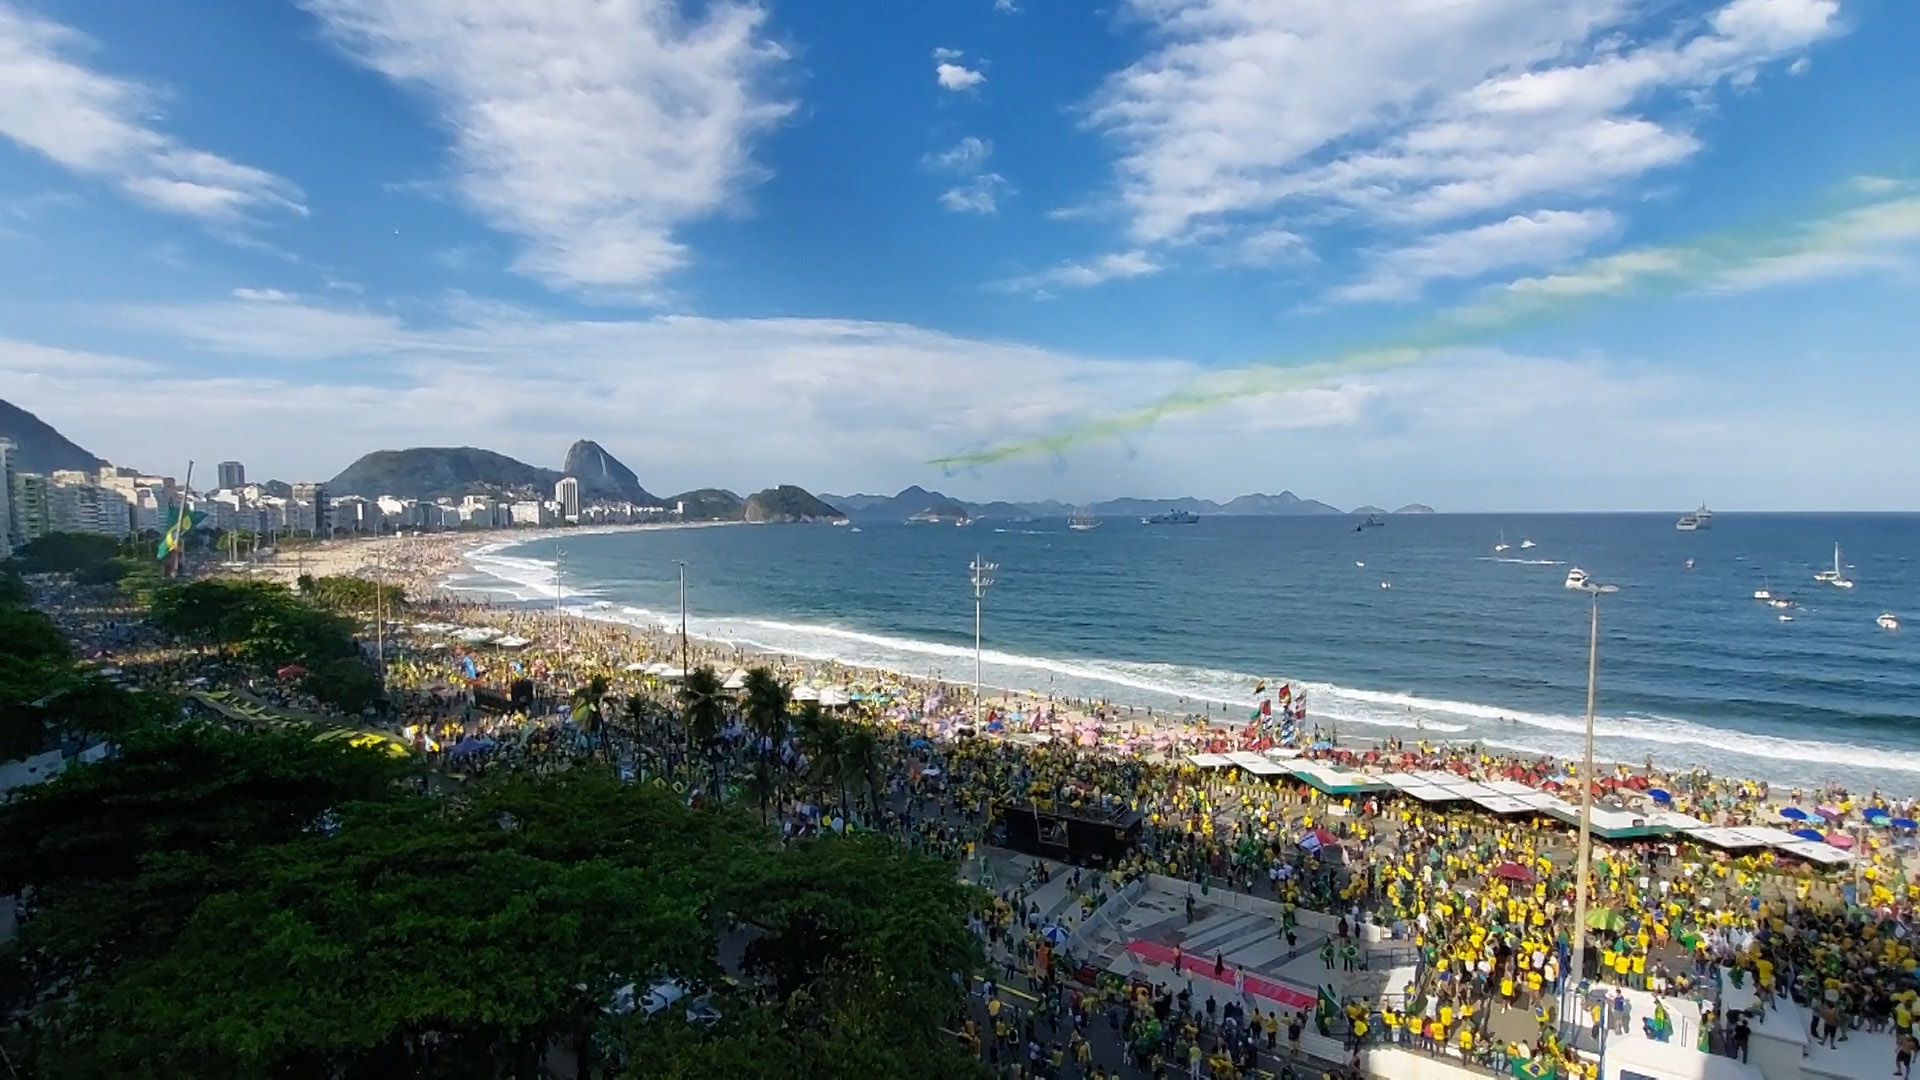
[819,486,1356,522]
[1394,504,1435,514]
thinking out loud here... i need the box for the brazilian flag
[1512,1057,1552,1079]
[1315,985,1340,1035]
[156,506,205,560]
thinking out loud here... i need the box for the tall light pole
[970,555,996,726]
[1568,581,1616,1037]
[554,540,565,617]
[674,560,689,676]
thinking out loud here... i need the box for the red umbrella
[1826,832,1855,849]
[1492,861,1535,884]
[276,664,308,680]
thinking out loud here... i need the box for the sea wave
[1476,557,1567,566]
[467,553,1920,782]
[461,545,600,602]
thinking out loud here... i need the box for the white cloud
[990,250,1163,296]
[932,46,965,62]
[230,287,293,302]
[0,4,305,224]
[940,174,1010,215]
[926,136,993,172]
[936,62,987,92]
[1332,209,1617,303]
[994,0,1020,12]
[301,0,793,294]
[1085,0,1840,264]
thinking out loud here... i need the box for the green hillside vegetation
[741,486,845,523]
[328,446,561,500]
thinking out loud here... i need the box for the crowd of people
[25,558,1920,1080]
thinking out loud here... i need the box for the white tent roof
[1263,747,1304,759]
[817,687,852,707]
[622,661,651,672]
[1186,753,1235,768]
[722,669,748,690]
[1482,780,1538,796]
[791,685,820,702]
[1226,751,1288,775]
[1683,826,1771,849]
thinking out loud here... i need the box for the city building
[48,474,131,539]
[290,483,329,536]
[0,438,13,558]
[555,476,580,521]
[216,460,246,491]
[11,473,51,544]
[509,500,555,527]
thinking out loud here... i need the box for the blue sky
[1,0,1917,510]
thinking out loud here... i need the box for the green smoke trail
[931,181,1919,472]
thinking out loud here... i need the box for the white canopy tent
[722,669,749,691]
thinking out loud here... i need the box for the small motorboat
[1684,558,1695,571]
[1778,614,1794,622]
[1754,580,1772,601]
[1380,581,1392,590]
[1768,597,1795,609]
[1880,613,1901,631]
[1520,539,1536,549]
[1355,561,1365,568]
[1564,568,1590,590]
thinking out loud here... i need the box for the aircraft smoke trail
[931,182,1920,471]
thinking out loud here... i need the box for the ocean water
[454,514,1920,795]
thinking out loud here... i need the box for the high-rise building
[11,473,51,544]
[0,438,14,558]
[290,483,329,536]
[555,476,580,520]
[216,460,246,491]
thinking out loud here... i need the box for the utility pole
[554,541,565,617]
[970,555,997,727]
[675,560,689,676]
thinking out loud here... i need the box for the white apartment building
[555,477,580,521]
[509,500,555,527]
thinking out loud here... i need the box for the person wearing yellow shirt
[1459,1025,1474,1055]
[1630,953,1646,989]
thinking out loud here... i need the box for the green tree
[837,722,883,824]
[792,703,842,811]
[677,665,729,800]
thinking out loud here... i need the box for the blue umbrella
[1649,789,1672,803]
[1311,740,1333,750]
[1780,807,1809,822]
[1895,818,1919,830]
[1868,812,1893,827]
[1791,828,1825,842]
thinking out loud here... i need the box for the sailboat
[1493,531,1510,553]
[1815,543,1853,588]
[1753,579,1773,601]
[1067,507,1102,532]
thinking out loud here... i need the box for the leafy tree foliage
[147,579,382,711]
[297,574,406,613]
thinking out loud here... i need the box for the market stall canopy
[817,687,852,708]
[722,669,749,690]
[791,685,821,702]
[493,635,531,649]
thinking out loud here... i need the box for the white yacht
[1879,613,1901,631]
[1675,503,1712,531]
[1494,531,1510,553]
[1753,580,1773,601]
[1520,539,1536,549]
[1815,543,1853,588]
[1564,567,1590,590]
[1778,614,1794,622]
[1767,597,1795,610]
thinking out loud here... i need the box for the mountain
[328,447,560,500]
[0,400,109,475]
[1215,491,1342,516]
[669,488,744,522]
[741,486,845,523]
[820,485,971,521]
[1394,503,1436,514]
[562,439,657,504]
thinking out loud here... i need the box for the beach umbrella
[1791,828,1825,842]
[1586,909,1624,932]
[1040,924,1071,947]
[1492,861,1535,884]
[1779,807,1809,822]
[1648,789,1672,803]
[1868,812,1893,827]
[1826,832,1855,849]
[276,664,308,680]
[1816,804,1843,820]
[1895,818,1919,830]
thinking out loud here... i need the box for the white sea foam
[466,551,1920,785]
[1477,557,1567,566]
[461,545,599,602]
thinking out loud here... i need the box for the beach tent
[1186,753,1235,769]
[792,685,821,702]
[818,687,852,708]
[722,669,749,691]
[622,661,651,672]
[493,635,531,649]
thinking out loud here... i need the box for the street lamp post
[969,555,996,727]
[675,560,689,677]
[1567,580,1615,1041]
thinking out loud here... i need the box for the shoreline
[430,532,1920,801]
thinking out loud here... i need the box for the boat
[1767,597,1795,609]
[1675,503,1712,531]
[1778,614,1794,622]
[1355,561,1365,568]
[1379,581,1392,590]
[1520,539,1536,549]
[1564,568,1590,590]
[1494,530,1510,553]
[1879,613,1900,630]
[1142,509,1199,525]
[831,518,850,527]
[1684,558,1695,571]
[1353,514,1384,532]
[1815,543,1853,588]
[1067,508,1102,532]
[1753,580,1772,600]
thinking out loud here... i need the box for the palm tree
[570,674,610,760]
[793,702,841,810]
[677,665,728,800]
[838,722,883,826]
[746,755,779,826]
[740,667,790,759]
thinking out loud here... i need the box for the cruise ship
[1674,503,1713,531]
[1141,509,1199,525]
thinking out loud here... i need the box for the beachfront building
[0,438,13,558]
[555,477,580,522]
[509,500,556,527]
[216,460,245,491]
[289,483,329,537]
[10,474,51,544]
[44,473,131,540]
